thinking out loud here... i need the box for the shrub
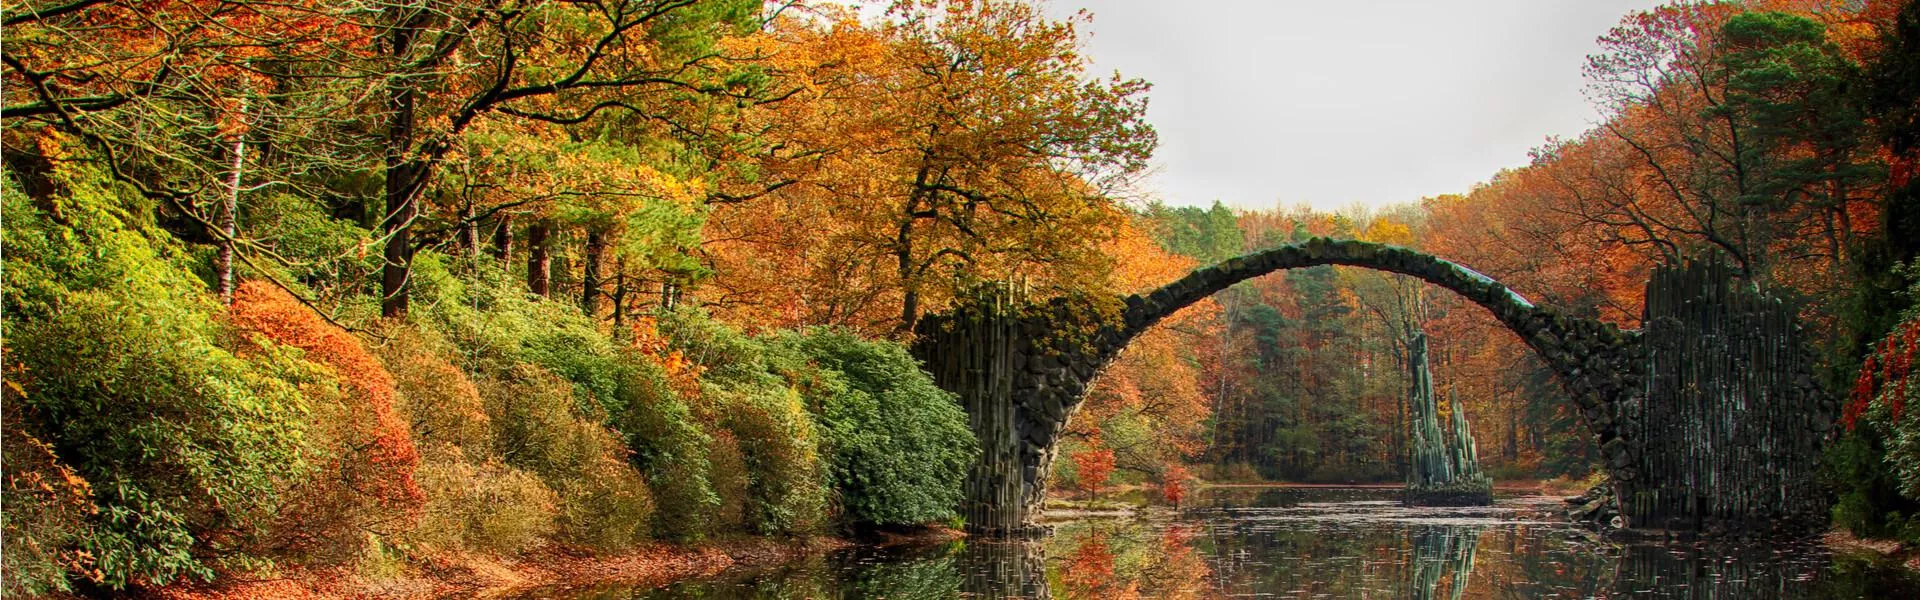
[610,359,720,541]
[413,258,630,416]
[552,457,655,552]
[2,165,310,588]
[649,309,836,535]
[766,329,976,527]
[711,383,829,535]
[230,281,424,560]
[2,394,100,597]
[477,364,663,547]
[706,430,751,534]
[374,326,491,452]
[410,449,558,555]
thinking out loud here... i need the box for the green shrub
[706,430,752,534]
[653,309,836,535]
[2,165,311,588]
[610,362,720,541]
[474,364,663,546]
[766,329,976,527]
[416,266,708,542]
[712,383,829,535]
[1826,429,1920,542]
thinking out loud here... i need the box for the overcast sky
[1038,0,1669,211]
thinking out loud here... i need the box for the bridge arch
[1116,238,1621,383]
[912,238,1827,536]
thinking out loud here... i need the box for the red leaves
[229,281,423,530]
[1848,315,1920,430]
[1071,447,1115,496]
[1158,463,1190,508]
[1061,534,1123,599]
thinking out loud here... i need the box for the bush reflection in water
[523,487,1920,599]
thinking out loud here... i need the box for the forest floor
[127,533,925,600]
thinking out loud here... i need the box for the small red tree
[1072,448,1116,498]
[1159,463,1190,510]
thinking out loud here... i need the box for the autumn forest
[5,0,1920,597]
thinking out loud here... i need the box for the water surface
[518,486,1920,599]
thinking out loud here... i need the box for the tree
[708,0,1157,333]
[1579,5,1879,295]
[3,0,383,308]
[367,0,761,317]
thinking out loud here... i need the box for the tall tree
[1579,5,1879,291]
[709,0,1157,333]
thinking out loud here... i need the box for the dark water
[517,487,1920,599]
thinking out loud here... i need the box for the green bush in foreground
[768,330,977,528]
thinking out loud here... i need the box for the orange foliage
[1143,525,1212,599]
[1071,447,1116,497]
[1061,533,1138,600]
[1159,463,1191,508]
[1072,217,1216,465]
[629,315,705,399]
[228,281,421,550]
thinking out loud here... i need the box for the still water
[521,487,1920,599]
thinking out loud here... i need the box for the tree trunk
[582,228,607,317]
[380,21,425,318]
[611,262,628,328]
[491,212,513,262]
[528,220,552,297]
[456,200,478,265]
[216,105,246,305]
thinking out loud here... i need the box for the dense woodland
[4,0,1920,595]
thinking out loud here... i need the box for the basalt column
[1627,258,1835,534]
[1406,332,1493,506]
[911,287,1113,535]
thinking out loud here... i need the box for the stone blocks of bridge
[915,242,1835,538]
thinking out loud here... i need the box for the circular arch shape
[1118,238,1553,350]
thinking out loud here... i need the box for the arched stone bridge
[913,238,1833,536]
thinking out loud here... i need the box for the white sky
[1042,0,1670,211]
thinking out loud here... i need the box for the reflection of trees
[1052,524,1212,600]
[571,503,1920,599]
[1408,525,1482,600]
[1137,525,1211,599]
[849,553,963,598]
[1059,533,1128,599]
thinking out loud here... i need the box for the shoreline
[1823,529,1920,572]
[133,534,913,600]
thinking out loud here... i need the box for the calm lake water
[517,487,1920,599]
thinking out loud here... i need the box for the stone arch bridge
[912,238,1835,536]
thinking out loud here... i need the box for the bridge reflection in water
[546,487,1920,600]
